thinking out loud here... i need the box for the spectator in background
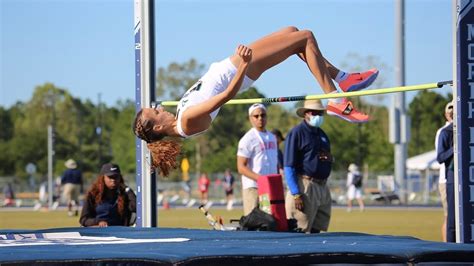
[80,163,136,227]
[436,101,454,242]
[180,157,192,203]
[34,180,48,211]
[271,129,285,176]
[346,163,365,212]
[2,183,15,207]
[237,103,278,215]
[198,172,211,205]
[61,159,83,217]
[51,177,62,210]
[284,100,333,233]
[223,168,235,211]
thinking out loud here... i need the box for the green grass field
[0,207,444,242]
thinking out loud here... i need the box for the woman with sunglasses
[79,163,136,227]
[133,26,378,176]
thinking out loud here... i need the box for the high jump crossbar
[157,80,452,106]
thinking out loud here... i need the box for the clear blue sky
[1,0,453,108]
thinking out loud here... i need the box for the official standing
[284,100,333,233]
[61,159,83,217]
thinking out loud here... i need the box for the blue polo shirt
[61,169,83,185]
[284,120,331,195]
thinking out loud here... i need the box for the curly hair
[133,109,181,176]
[88,175,126,217]
[147,140,181,176]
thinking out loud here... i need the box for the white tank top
[176,58,254,138]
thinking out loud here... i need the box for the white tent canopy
[406,150,440,171]
[405,150,441,204]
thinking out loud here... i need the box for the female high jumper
[133,26,378,175]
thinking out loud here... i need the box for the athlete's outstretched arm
[185,45,252,120]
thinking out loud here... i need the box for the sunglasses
[252,113,267,119]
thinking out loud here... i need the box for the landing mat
[1,227,474,265]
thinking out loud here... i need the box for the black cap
[100,163,121,177]
[271,129,285,141]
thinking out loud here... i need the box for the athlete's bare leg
[230,28,338,93]
[252,27,340,79]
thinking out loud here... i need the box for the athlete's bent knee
[285,26,299,32]
[301,30,318,47]
[300,30,315,41]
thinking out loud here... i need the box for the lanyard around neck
[252,128,268,151]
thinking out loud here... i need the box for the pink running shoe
[327,99,369,123]
[338,69,379,92]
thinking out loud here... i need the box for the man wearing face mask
[284,99,333,233]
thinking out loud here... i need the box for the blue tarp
[1,227,474,265]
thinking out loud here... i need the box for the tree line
[0,59,452,184]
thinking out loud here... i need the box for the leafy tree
[0,108,14,175]
[364,105,394,172]
[4,83,107,180]
[266,104,300,139]
[333,53,393,175]
[74,99,106,173]
[0,107,13,140]
[407,90,452,156]
[156,59,206,100]
[8,84,77,176]
[109,99,135,173]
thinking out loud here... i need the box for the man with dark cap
[284,99,333,233]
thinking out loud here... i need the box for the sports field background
[0,207,444,242]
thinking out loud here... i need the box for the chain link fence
[1,169,442,208]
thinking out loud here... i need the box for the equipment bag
[239,207,277,231]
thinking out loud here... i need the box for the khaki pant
[62,183,80,204]
[285,177,332,232]
[242,187,258,216]
[438,183,448,217]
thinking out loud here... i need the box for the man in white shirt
[237,103,278,215]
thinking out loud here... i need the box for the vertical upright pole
[134,0,157,227]
[47,125,53,209]
[454,0,474,243]
[452,0,460,243]
[394,0,408,203]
